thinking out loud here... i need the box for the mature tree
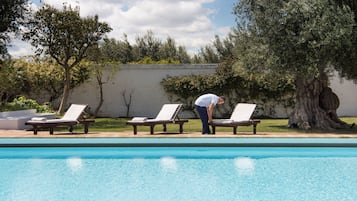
[177,46,191,63]
[23,4,111,113]
[99,31,191,64]
[159,37,177,60]
[0,0,29,58]
[134,30,162,61]
[101,35,133,63]
[198,46,220,63]
[234,0,356,129]
[193,35,235,63]
[158,36,192,63]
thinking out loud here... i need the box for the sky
[8,0,238,57]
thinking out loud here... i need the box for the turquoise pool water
[0,146,356,201]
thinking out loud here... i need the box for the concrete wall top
[119,64,217,70]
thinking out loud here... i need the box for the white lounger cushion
[26,104,87,124]
[129,104,182,122]
[61,104,88,121]
[212,103,256,124]
[154,104,182,121]
[230,103,256,121]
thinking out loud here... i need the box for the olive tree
[234,0,356,130]
[23,4,111,113]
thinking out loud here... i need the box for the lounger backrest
[154,104,182,121]
[61,104,87,121]
[230,103,256,122]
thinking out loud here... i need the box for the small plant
[3,96,52,113]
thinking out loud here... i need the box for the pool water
[0,147,356,201]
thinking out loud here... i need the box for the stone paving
[0,129,356,138]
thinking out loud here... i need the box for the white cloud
[8,38,36,58]
[9,0,231,57]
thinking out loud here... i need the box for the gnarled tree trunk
[288,73,350,130]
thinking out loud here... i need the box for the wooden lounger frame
[210,119,261,134]
[127,119,189,135]
[26,119,95,135]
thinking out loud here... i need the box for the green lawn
[72,117,357,134]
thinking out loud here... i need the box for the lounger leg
[253,124,257,134]
[84,123,89,134]
[133,125,137,135]
[33,126,38,135]
[49,128,54,135]
[212,126,216,134]
[163,124,167,132]
[68,126,73,133]
[150,125,154,134]
[179,123,183,134]
[233,127,237,134]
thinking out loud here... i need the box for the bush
[3,96,52,113]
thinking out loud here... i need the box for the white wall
[67,64,357,118]
[68,64,216,118]
[330,73,357,116]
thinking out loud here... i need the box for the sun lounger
[25,104,94,135]
[210,103,260,134]
[126,104,188,135]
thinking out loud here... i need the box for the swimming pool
[0,138,356,201]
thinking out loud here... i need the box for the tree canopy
[0,0,29,58]
[23,4,112,113]
[100,31,191,64]
[233,0,357,129]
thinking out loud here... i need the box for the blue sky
[9,0,238,57]
[204,0,236,27]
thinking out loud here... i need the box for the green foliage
[100,31,192,64]
[332,0,357,79]
[100,36,133,63]
[193,34,235,63]
[0,0,29,58]
[13,56,90,102]
[2,96,52,113]
[130,56,180,64]
[23,4,112,65]
[0,59,26,102]
[134,30,162,61]
[234,0,355,79]
[161,61,295,117]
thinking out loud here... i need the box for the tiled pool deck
[0,129,356,138]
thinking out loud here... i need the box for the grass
[69,117,357,134]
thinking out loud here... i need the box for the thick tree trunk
[58,68,71,114]
[288,74,350,130]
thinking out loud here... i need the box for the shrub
[3,96,52,113]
